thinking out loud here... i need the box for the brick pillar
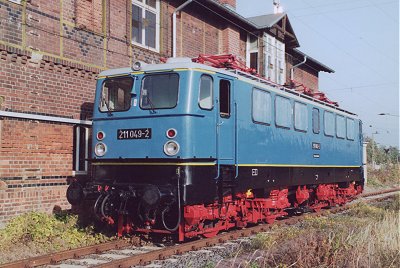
[216,0,236,9]
[221,26,240,56]
[76,0,103,33]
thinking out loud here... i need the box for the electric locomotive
[67,56,364,241]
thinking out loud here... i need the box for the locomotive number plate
[117,128,151,140]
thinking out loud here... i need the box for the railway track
[1,187,399,268]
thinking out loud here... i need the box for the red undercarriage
[116,183,362,241]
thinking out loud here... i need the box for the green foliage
[0,211,111,256]
[365,137,399,165]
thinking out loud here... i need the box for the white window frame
[246,34,259,73]
[74,126,89,174]
[8,0,22,4]
[132,0,160,52]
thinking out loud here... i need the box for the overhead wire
[290,1,398,110]
[366,0,398,23]
[294,1,397,17]
[299,0,396,65]
[326,82,397,92]
[290,14,396,84]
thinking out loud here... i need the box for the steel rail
[0,240,129,268]
[1,187,398,268]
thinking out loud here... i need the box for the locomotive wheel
[94,193,106,220]
[100,193,118,223]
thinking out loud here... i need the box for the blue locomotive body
[69,59,363,240]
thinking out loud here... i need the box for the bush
[0,211,111,263]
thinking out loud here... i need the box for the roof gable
[247,13,286,28]
[247,13,299,48]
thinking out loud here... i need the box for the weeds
[237,195,400,268]
[0,211,111,264]
[367,164,400,187]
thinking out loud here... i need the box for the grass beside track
[227,194,399,268]
[0,211,112,264]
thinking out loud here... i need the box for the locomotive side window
[140,73,179,110]
[100,77,134,112]
[252,88,271,125]
[294,102,308,132]
[346,118,355,140]
[199,75,213,110]
[219,80,230,118]
[275,96,292,129]
[336,115,346,139]
[324,111,335,137]
[312,108,320,134]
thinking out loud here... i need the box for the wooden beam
[282,15,287,33]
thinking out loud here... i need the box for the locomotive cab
[71,59,235,237]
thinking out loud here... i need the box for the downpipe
[173,0,194,57]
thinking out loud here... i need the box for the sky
[237,0,399,148]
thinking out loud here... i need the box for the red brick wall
[75,0,103,33]
[286,57,319,92]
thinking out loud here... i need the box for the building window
[275,96,292,129]
[294,102,308,132]
[199,75,213,110]
[132,0,160,51]
[250,52,258,72]
[346,118,355,140]
[73,126,89,173]
[312,108,320,134]
[324,111,335,137]
[247,34,258,72]
[336,115,346,139]
[252,88,271,125]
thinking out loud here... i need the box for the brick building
[0,0,333,224]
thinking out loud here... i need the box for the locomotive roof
[98,59,358,118]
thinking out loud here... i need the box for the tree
[365,137,399,165]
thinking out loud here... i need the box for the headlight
[95,142,107,157]
[163,141,180,156]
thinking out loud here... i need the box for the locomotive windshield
[99,77,134,112]
[140,73,179,110]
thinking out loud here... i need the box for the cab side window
[199,75,213,110]
[219,80,231,118]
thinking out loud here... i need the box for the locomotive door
[216,78,236,166]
